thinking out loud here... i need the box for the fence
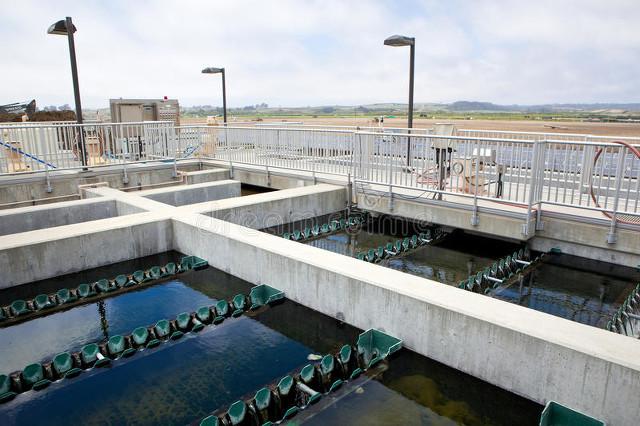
[1,122,639,227]
[352,131,640,231]
[0,121,175,173]
[175,126,356,177]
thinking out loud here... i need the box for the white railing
[185,125,639,228]
[0,121,176,173]
[353,131,639,228]
[175,126,356,177]
[460,128,640,144]
[2,122,638,228]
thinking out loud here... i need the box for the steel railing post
[120,124,129,184]
[471,142,480,226]
[524,140,543,235]
[535,139,546,231]
[607,146,627,244]
[170,124,178,177]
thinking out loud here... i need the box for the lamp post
[384,34,415,166]
[48,16,87,167]
[201,67,227,124]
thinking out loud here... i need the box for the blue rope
[0,138,57,169]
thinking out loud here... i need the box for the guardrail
[176,125,357,177]
[355,131,639,229]
[1,123,638,232]
[0,121,176,173]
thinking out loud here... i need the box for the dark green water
[493,254,638,328]
[0,316,312,425]
[291,349,541,426]
[306,230,514,286]
[0,281,216,373]
[0,253,541,425]
[0,255,250,374]
[304,226,639,329]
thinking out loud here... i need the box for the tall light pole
[48,17,87,168]
[384,34,415,166]
[201,67,227,124]
[48,17,87,166]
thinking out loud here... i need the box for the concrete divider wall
[531,214,640,267]
[0,184,347,287]
[137,180,241,206]
[82,186,176,213]
[172,214,640,426]
[181,169,230,184]
[358,192,532,241]
[0,212,173,288]
[115,200,148,215]
[229,168,313,190]
[184,183,348,229]
[0,198,119,236]
[0,162,202,208]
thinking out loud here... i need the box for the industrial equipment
[109,98,180,126]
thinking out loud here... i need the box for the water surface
[0,316,312,426]
[0,280,217,373]
[493,254,638,327]
[307,230,511,286]
[0,253,254,373]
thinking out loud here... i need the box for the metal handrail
[0,120,174,130]
[0,122,638,231]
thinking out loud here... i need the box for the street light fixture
[384,34,415,166]
[201,67,227,124]
[48,17,87,167]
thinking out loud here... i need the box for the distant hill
[176,101,640,116]
[448,101,513,112]
[427,101,640,113]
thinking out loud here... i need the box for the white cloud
[1,0,639,108]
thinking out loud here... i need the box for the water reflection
[0,281,219,373]
[298,349,541,426]
[0,317,312,426]
[493,260,633,327]
[307,231,500,286]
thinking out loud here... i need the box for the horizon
[36,99,640,111]
[2,0,640,109]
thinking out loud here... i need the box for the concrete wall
[181,169,230,184]
[81,186,176,213]
[0,183,346,287]
[0,212,173,287]
[173,214,640,426]
[183,184,348,229]
[137,180,241,207]
[115,200,148,216]
[358,192,532,242]
[531,214,640,267]
[0,198,119,236]
[0,161,201,209]
[359,192,640,267]
[229,168,313,190]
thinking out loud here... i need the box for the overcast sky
[2,0,639,108]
